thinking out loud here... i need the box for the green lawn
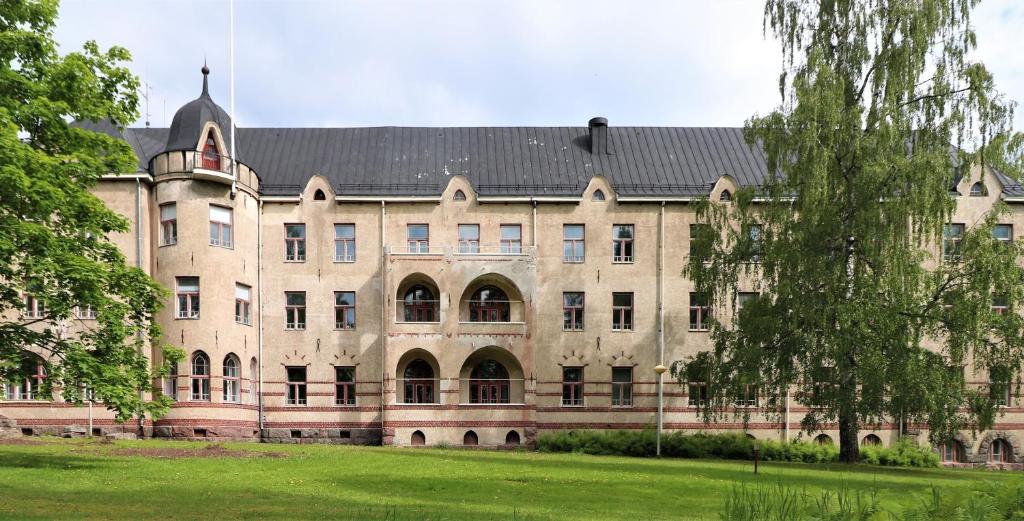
[0,438,1018,520]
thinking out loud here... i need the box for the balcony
[387,245,536,260]
[158,150,236,185]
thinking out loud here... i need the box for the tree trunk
[838,406,860,463]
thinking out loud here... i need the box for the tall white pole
[229,0,237,191]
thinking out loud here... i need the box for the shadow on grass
[0,449,104,470]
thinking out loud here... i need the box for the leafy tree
[676,0,1024,462]
[0,0,180,426]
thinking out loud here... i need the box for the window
[689,292,712,331]
[992,294,1009,315]
[994,224,1013,245]
[563,224,585,262]
[223,355,240,403]
[190,352,210,401]
[612,367,633,407]
[746,224,763,262]
[612,224,634,262]
[690,223,711,261]
[737,292,758,313]
[334,291,356,330]
[500,224,522,254]
[720,190,732,202]
[175,277,200,319]
[403,285,438,322]
[250,357,259,404]
[235,284,251,325]
[285,292,306,330]
[75,305,97,320]
[815,434,834,446]
[335,366,355,405]
[990,439,1013,463]
[286,366,307,405]
[202,131,220,170]
[940,440,966,463]
[970,182,987,197]
[562,292,584,331]
[458,224,480,254]
[285,224,306,261]
[469,360,510,404]
[612,292,633,331]
[453,189,466,201]
[209,205,233,247]
[160,203,177,246]
[313,189,327,201]
[592,189,606,201]
[2,357,46,401]
[407,224,429,253]
[812,366,836,401]
[990,366,1011,406]
[943,224,964,262]
[736,383,758,407]
[403,359,435,403]
[561,367,583,406]
[163,362,178,401]
[686,359,709,407]
[469,286,511,322]
[334,224,355,262]
[23,295,44,319]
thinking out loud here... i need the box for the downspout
[257,199,264,435]
[531,200,538,247]
[656,201,665,455]
[135,178,145,437]
[380,201,387,442]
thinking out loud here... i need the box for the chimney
[588,116,609,155]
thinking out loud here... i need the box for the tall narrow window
[612,292,633,331]
[458,224,480,254]
[334,224,355,262]
[163,362,178,401]
[175,277,200,319]
[23,295,44,319]
[612,224,634,262]
[190,352,210,401]
[334,291,356,330]
[561,367,583,407]
[994,224,1013,245]
[686,359,709,407]
[202,131,219,170]
[223,355,240,403]
[940,440,966,463]
[160,203,177,246]
[500,224,522,254]
[249,357,259,405]
[407,224,429,253]
[403,285,438,322]
[403,359,435,404]
[335,366,356,406]
[943,224,965,263]
[235,284,251,325]
[612,367,633,407]
[690,223,710,261]
[992,294,1009,315]
[3,357,46,401]
[286,367,307,405]
[562,292,585,331]
[563,225,585,263]
[736,383,758,407]
[285,224,306,261]
[747,224,763,262]
[990,439,1013,463]
[209,205,233,248]
[990,366,1011,406]
[285,292,306,330]
[689,292,712,331]
[737,292,758,313]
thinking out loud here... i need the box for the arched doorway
[861,434,881,446]
[403,359,435,404]
[458,346,525,404]
[411,430,425,446]
[463,431,479,446]
[505,430,521,446]
[814,434,833,446]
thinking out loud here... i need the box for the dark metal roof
[164,70,236,158]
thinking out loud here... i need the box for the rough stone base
[152,425,260,440]
[261,428,382,445]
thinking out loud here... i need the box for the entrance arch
[396,349,440,404]
[458,346,525,404]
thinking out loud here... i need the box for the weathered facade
[3,68,1023,468]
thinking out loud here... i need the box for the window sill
[560,404,585,408]
[283,404,308,407]
[209,244,234,250]
[235,321,253,327]
[458,402,527,406]
[611,404,634,409]
[458,321,526,325]
[394,321,442,325]
[175,316,200,320]
[610,329,633,333]
[688,329,710,333]
[333,328,357,332]
[394,402,442,406]
[563,260,585,264]
[333,403,358,407]
[562,329,585,332]
[159,243,177,248]
[285,328,307,332]
[333,259,356,263]
[284,260,306,263]
[612,260,634,264]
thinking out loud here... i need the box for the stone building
[3,67,1021,468]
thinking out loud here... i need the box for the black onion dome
[164,65,237,159]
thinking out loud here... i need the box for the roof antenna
[141,81,152,128]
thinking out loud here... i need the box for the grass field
[0,438,1019,520]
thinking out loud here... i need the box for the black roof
[163,67,237,158]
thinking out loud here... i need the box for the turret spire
[201,61,210,97]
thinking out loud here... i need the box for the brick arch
[977,431,1021,463]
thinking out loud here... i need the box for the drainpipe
[257,199,265,435]
[135,178,145,437]
[380,201,387,442]
[531,200,538,247]
[656,201,666,455]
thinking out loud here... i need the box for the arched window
[2,355,47,401]
[991,438,1013,463]
[861,434,881,446]
[592,189,606,201]
[469,360,510,404]
[190,352,210,401]
[313,189,327,201]
[403,285,438,322]
[463,430,479,446]
[505,430,521,446]
[403,359,435,404]
[223,354,240,403]
[469,286,510,322]
[249,357,259,405]
[720,190,732,202]
[453,189,466,201]
[814,433,833,446]
[411,430,426,446]
[940,439,966,463]
[202,131,219,171]
[970,182,987,197]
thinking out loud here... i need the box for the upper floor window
[970,182,987,197]
[737,292,758,313]
[990,366,1011,406]
[75,305,97,320]
[612,292,633,331]
[334,224,356,262]
[943,224,965,263]
[23,295,44,319]
[563,224,585,263]
[500,224,522,254]
[334,291,356,330]
[689,292,712,331]
[403,285,438,322]
[163,362,178,401]
[458,224,480,254]
[175,277,200,319]
[202,131,219,170]
[686,358,709,407]
[190,352,210,401]
[286,366,307,406]
[223,354,240,403]
[335,366,356,406]
[994,224,1013,245]
[746,224,763,262]
[992,294,1009,315]
[612,367,633,407]
[562,292,584,331]
[408,224,429,253]
[592,189,606,201]
[209,205,233,248]
[403,359,435,404]
[235,283,252,325]
[285,224,306,262]
[612,224,634,263]
[561,367,584,407]
[469,360,510,404]
[690,223,711,261]
[469,286,510,322]
[160,203,177,246]
[719,190,732,202]
[453,189,467,201]
[313,189,327,201]
[2,356,47,401]
[285,292,306,330]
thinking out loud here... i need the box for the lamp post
[654,364,668,456]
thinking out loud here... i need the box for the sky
[55,0,1024,131]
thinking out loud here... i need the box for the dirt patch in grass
[103,444,287,459]
[0,437,47,446]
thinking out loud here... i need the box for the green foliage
[679,0,1024,461]
[0,0,173,421]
